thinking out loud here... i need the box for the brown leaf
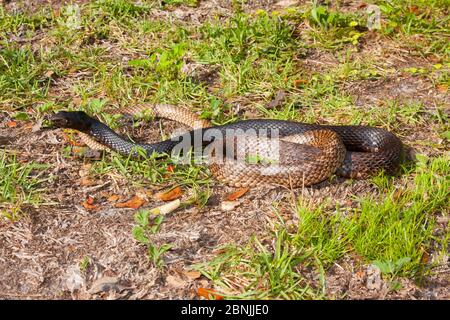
[62,131,85,147]
[409,5,419,14]
[436,84,448,93]
[80,178,94,186]
[356,270,365,278]
[82,196,98,210]
[221,201,240,211]
[107,195,120,202]
[155,186,183,201]
[197,287,224,300]
[88,276,122,294]
[225,187,249,201]
[72,146,89,156]
[44,70,54,78]
[421,251,430,264]
[72,96,83,105]
[184,270,201,280]
[114,195,145,209]
[293,79,308,87]
[166,275,188,288]
[6,121,17,128]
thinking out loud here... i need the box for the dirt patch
[345,75,448,107]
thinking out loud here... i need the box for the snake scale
[50,104,404,188]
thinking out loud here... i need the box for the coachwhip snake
[50,104,404,187]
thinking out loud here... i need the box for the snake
[50,104,404,188]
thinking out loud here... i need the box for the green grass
[1,0,449,299]
[89,149,211,189]
[193,156,449,298]
[0,152,47,220]
[133,209,172,267]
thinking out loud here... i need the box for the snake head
[49,111,95,133]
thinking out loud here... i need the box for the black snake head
[50,111,95,133]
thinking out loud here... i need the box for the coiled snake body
[51,105,404,187]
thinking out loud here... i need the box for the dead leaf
[225,187,249,201]
[62,130,84,146]
[197,287,224,300]
[82,196,98,210]
[184,270,201,280]
[166,275,188,288]
[114,195,145,209]
[221,201,240,211]
[409,5,419,14]
[44,70,54,78]
[421,251,430,264]
[149,199,181,215]
[6,121,17,128]
[88,276,123,294]
[293,79,308,87]
[79,164,92,175]
[356,270,365,278]
[155,186,182,201]
[437,84,448,93]
[107,195,120,202]
[80,178,94,186]
[72,146,89,156]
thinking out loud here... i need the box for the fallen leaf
[149,199,181,215]
[293,79,308,87]
[79,164,92,174]
[155,186,182,201]
[184,270,201,280]
[225,187,249,201]
[421,251,430,264]
[221,201,240,211]
[107,195,120,202]
[6,121,17,128]
[88,276,124,294]
[166,275,188,288]
[409,5,419,13]
[80,178,94,186]
[72,146,89,156]
[44,70,54,78]
[197,287,224,300]
[82,196,98,210]
[356,270,365,278]
[62,130,85,146]
[436,84,448,93]
[114,195,145,209]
